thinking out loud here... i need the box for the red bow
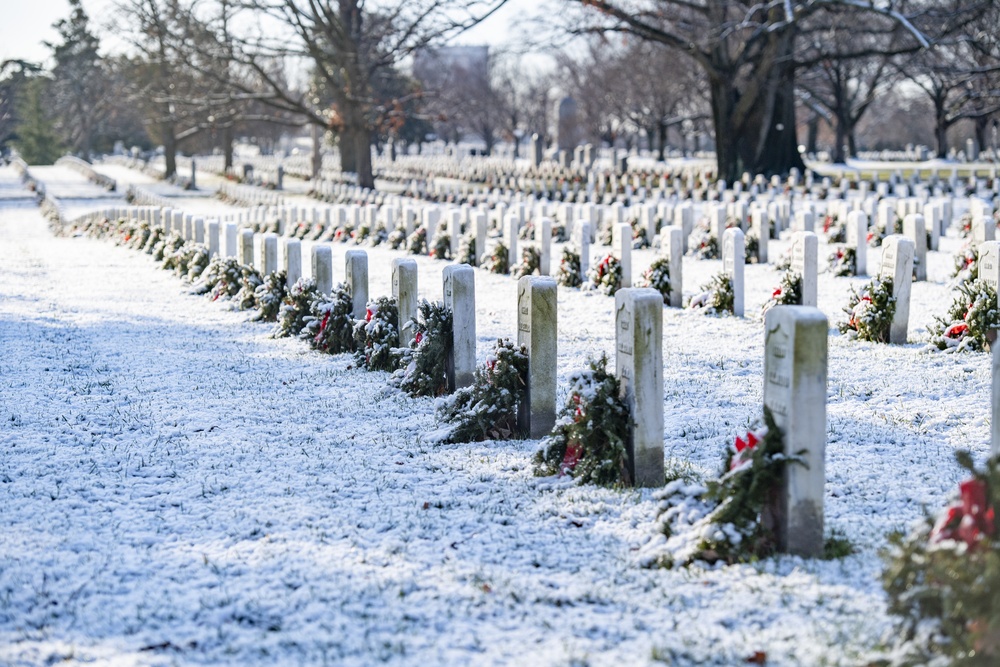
[366,308,373,322]
[730,430,762,470]
[560,441,582,475]
[415,331,423,346]
[772,288,782,299]
[931,478,997,547]
[945,322,969,339]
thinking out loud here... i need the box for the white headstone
[763,306,828,557]
[517,276,558,438]
[194,217,205,244]
[312,245,333,296]
[283,239,301,287]
[791,232,818,307]
[879,236,914,344]
[345,250,368,320]
[846,211,868,276]
[978,241,1000,291]
[506,213,519,264]
[751,208,769,263]
[392,258,418,347]
[615,288,664,487]
[260,233,279,275]
[615,223,632,288]
[662,226,684,308]
[224,223,238,258]
[442,264,476,391]
[238,229,254,266]
[538,217,552,276]
[902,214,927,281]
[207,220,220,258]
[448,209,462,256]
[723,228,745,317]
[577,221,591,282]
[973,216,996,246]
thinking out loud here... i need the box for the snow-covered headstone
[238,229,254,266]
[260,233,279,275]
[443,264,476,391]
[846,211,868,276]
[615,223,632,288]
[978,242,1000,291]
[538,217,552,276]
[392,258,418,347]
[791,232,818,307]
[879,235,914,344]
[448,209,462,256]
[224,223,237,258]
[283,239,301,288]
[973,216,996,246]
[662,226,684,308]
[345,250,368,320]
[474,212,487,267]
[751,207,769,264]
[794,211,815,234]
[902,214,928,282]
[207,220,220,259]
[577,221,591,282]
[615,288,664,487]
[723,227,745,317]
[506,213,519,264]
[517,276,557,438]
[312,245,333,296]
[763,305,828,557]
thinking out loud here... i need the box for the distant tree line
[1,0,998,183]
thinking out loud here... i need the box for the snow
[0,164,994,665]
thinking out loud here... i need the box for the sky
[0,0,539,67]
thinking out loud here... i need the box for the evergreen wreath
[387,228,407,250]
[197,257,243,301]
[638,257,671,304]
[762,271,803,314]
[303,283,355,353]
[518,219,535,241]
[235,264,264,311]
[143,226,165,255]
[127,222,151,251]
[532,354,631,486]
[352,296,399,371]
[512,246,541,278]
[184,244,210,282]
[952,243,979,284]
[645,408,797,568]
[430,229,452,260]
[868,215,898,248]
[482,240,510,274]
[457,233,477,265]
[929,279,1000,352]
[274,277,319,337]
[252,271,288,322]
[588,254,623,295]
[838,276,896,342]
[407,226,428,255]
[881,451,1000,666]
[352,224,371,245]
[744,233,760,264]
[823,214,846,243]
[552,223,568,243]
[557,247,583,288]
[631,218,650,249]
[828,246,857,277]
[395,300,453,397]
[368,222,388,247]
[957,212,974,239]
[598,221,614,246]
[691,229,719,260]
[688,272,735,315]
[434,338,528,443]
[158,233,186,268]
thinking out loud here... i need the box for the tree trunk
[311,123,322,179]
[975,116,990,157]
[163,125,177,178]
[806,114,819,156]
[657,121,668,161]
[746,62,805,177]
[223,124,234,172]
[340,130,356,174]
[353,125,374,189]
[935,101,949,158]
[709,74,741,183]
[833,113,848,164]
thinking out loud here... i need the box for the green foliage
[159,233,186,269]
[744,233,760,264]
[483,240,510,274]
[556,247,583,288]
[183,244,210,282]
[762,271,803,314]
[407,226,428,255]
[839,276,896,342]
[387,228,406,250]
[882,452,1000,665]
[353,296,399,371]
[930,279,1000,352]
[692,231,719,260]
[457,233,477,265]
[689,272,734,315]
[532,354,631,486]
[828,246,857,277]
[430,229,451,260]
[435,339,528,443]
[588,254,623,295]
[396,300,452,397]
[197,257,242,301]
[302,283,354,354]
[235,264,263,311]
[639,256,671,303]
[252,271,287,323]
[512,246,541,278]
[650,409,795,568]
[12,78,62,164]
[823,215,846,243]
[953,244,978,283]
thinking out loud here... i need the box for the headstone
[207,220,220,258]
[531,133,543,167]
[193,217,205,244]
[344,250,368,320]
[846,211,868,276]
[723,228,745,317]
[615,288,664,487]
[283,239,302,287]
[474,212,488,267]
[879,236,915,344]
[448,209,462,256]
[763,306,828,557]
[978,241,1000,291]
[517,276,558,438]
[424,208,441,253]
[751,207,769,263]
[538,217,552,276]
[674,204,693,253]
[902,214,928,281]
[615,223,632,288]
[392,258,418,347]
[790,232,818,307]
[225,223,238,258]
[312,245,333,296]
[662,226,684,308]
[238,229,254,266]
[442,265,476,391]
[506,213,519,263]
[973,216,996,245]
[795,211,815,234]
[260,233,279,275]
[576,221,591,282]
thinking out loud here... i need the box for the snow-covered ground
[0,164,992,665]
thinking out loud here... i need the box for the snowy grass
[0,165,993,665]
